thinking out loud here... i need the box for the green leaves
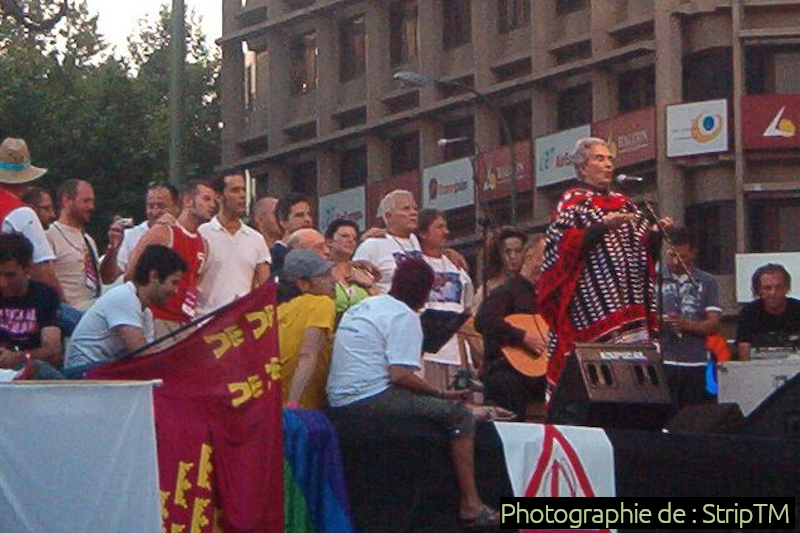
[0,0,219,247]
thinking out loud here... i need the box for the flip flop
[460,505,500,529]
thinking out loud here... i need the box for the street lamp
[393,70,519,225]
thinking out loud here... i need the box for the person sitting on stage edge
[539,137,673,402]
[475,234,547,419]
[661,228,722,407]
[64,245,186,375]
[0,233,62,378]
[278,249,337,409]
[736,263,800,360]
[327,256,503,529]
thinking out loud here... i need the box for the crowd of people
[3,133,800,527]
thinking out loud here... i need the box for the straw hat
[0,138,47,185]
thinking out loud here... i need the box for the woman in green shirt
[324,218,381,317]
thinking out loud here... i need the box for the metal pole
[169,0,186,187]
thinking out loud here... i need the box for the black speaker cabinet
[740,372,800,440]
[665,403,745,435]
[547,343,675,430]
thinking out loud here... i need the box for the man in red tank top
[125,180,217,339]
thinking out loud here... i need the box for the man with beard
[197,172,271,315]
[125,180,217,337]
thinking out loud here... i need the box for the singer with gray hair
[538,137,673,408]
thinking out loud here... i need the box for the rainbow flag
[283,409,355,533]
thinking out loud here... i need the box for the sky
[84,0,222,56]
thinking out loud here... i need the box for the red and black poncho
[538,185,660,398]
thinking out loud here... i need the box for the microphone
[616,174,644,183]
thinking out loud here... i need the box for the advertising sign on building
[592,108,656,168]
[318,186,366,231]
[535,125,591,187]
[476,141,533,202]
[666,99,729,157]
[742,94,800,151]
[422,157,475,211]
[365,171,421,227]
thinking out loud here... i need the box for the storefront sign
[535,125,591,187]
[318,186,366,232]
[666,99,729,157]
[742,94,800,150]
[422,157,475,211]
[476,141,533,201]
[592,108,656,168]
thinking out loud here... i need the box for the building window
[498,0,529,33]
[291,161,317,196]
[557,84,592,130]
[244,51,257,112]
[290,32,317,95]
[443,0,471,50]
[500,100,532,144]
[556,0,587,15]
[340,15,366,82]
[284,0,314,11]
[340,146,368,189]
[686,201,736,275]
[618,66,655,113]
[390,0,418,66]
[683,48,732,102]
[442,117,474,161]
[390,132,420,175]
[749,198,800,254]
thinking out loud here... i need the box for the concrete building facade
[219,0,800,314]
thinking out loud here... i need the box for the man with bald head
[288,228,330,259]
[353,189,420,293]
[251,196,282,249]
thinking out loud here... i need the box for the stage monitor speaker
[665,403,744,435]
[739,372,800,440]
[547,343,675,430]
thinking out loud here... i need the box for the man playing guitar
[475,234,548,419]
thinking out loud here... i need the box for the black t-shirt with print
[736,297,800,348]
[0,280,60,350]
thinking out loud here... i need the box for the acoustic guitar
[500,314,549,378]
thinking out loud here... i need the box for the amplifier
[717,359,800,416]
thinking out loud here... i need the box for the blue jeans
[59,303,84,336]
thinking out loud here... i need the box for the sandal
[460,505,500,529]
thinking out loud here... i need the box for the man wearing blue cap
[278,249,337,409]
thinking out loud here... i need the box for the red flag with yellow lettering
[88,282,283,533]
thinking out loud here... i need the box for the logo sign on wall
[666,99,729,157]
[365,171,421,227]
[592,108,656,168]
[318,186,366,232]
[475,141,533,202]
[422,157,475,211]
[742,94,800,150]
[535,125,592,187]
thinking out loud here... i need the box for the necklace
[52,222,88,254]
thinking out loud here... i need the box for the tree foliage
[0,0,220,244]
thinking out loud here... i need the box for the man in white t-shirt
[327,257,501,528]
[197,172,271,315]
[0,137,63,300]
[417,209,474,390]
[100,181,180,283]
[353,189,420,293]
[65,244,186,372]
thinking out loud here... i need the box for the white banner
[0,382,161,533]
[422,158,475,211]
[494,422,615,498]
[535,125,592,187]
[667,99,729,157]
[318,186,366,232]
[735,252,800,303]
